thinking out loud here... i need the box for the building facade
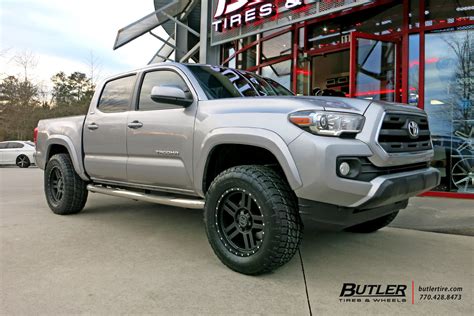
[211,0,473,198]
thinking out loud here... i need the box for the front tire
[16,155,30,168]
[204,165,303,275]
[44,153,88,215]
[345,211,399,233]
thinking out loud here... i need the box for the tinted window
[138,70,191,111]
[98,75,136,113]
[266,78,294,96]
[187,65,293,99]
[242,72,293,96]
[7,142,24,148]
[0,142,7,149]
[187,65,259,99]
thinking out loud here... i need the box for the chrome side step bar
[86,184,204,209]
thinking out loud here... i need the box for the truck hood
[202,96,373,115]
[202,96,426,116]
[294,96,372,114]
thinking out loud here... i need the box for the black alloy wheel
[204,165,303,275]
[49,166,65,204]
[44,153,88,215]
[216,188,265,256]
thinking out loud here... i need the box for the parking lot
[1,167,472,315]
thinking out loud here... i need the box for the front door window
[350,33,400,102]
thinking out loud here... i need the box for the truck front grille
[378,113,432,153]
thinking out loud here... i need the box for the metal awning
[113,0,193,50]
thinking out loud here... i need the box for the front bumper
[289,131,439,207]
[349,167,440,209]
[298,167,440,230]
[298,198,408,230]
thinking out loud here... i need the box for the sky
[0,0,168,87]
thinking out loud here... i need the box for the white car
[0,141,36,168]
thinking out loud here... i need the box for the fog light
[339,162,351,176]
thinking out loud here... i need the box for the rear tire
[16,155,30,168]
[345,211,399,233]
[44,153,88,215]
[204,165,303,275]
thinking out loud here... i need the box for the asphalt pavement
[1,167,472,315]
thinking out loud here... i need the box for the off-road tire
[204,165,303,275]
[44,153,88,215]
[345,211,399,233]
[16,155,30,168]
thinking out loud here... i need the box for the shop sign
[210,0,372,46]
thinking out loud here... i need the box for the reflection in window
[425,29,473,193]
[261,60,292,90]
[139,71,191,111]
[98,75,136,113]
[355,39,396,101]
[262,31,291,61]
[187,65,258,99]
[238,36,257,69]
[408,34,420,106]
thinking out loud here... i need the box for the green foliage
[0,76,40,108]
[0,71,94,141]
[51,71,95,107]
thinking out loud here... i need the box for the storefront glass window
[261,60,292,90]
[424,29,473,193]
[424,0,474,28]
[311,50,349,96]
[409,0,420,29]
[354,38,396,101]
[307,3,402,50]
[262,31,292,61]
[408,34,420,106]
[222,42,237,68]
[238,36,257,70]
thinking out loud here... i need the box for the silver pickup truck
[35,63,440,274]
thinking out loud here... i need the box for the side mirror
[150,86,193,107]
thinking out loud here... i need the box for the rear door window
[98,75,136,113]
[7,142,24,148]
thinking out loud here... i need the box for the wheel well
[47,144,69,161]
[203,144,286,193]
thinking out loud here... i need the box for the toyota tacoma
[35,63,440,274]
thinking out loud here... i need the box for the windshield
[186,65,294,99]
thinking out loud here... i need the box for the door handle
[127,120,143,129]
[87,123,99,130]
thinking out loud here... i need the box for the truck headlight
[289,111,365,136]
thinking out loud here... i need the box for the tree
[12,50,38,82]
[444,31,473,133]
[51,71,94,107]
[85,51,103,86]
[0,75,39,108]
[0,75,40,139]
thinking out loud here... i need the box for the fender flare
[194,127,303,196]
[45,135,89,181]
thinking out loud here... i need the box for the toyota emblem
[408,121,419,138]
